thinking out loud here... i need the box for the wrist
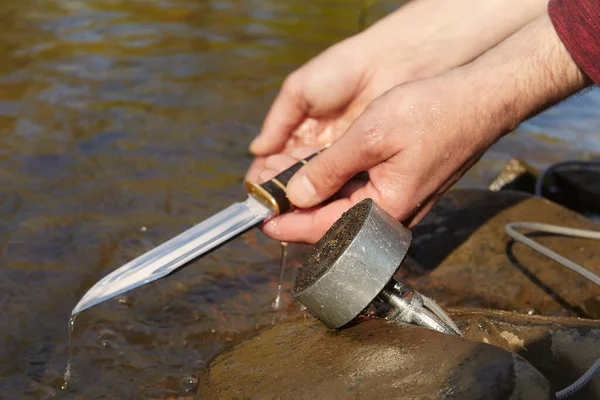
[455,13,590,143]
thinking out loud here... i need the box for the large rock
[198,190,600,399]
[198,313,552,400]
[452,308,600,399]
[405,189,600,317]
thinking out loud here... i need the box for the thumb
[286,120,395,208]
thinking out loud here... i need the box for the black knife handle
[245,150,323,215]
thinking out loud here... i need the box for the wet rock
[198,313,552,400]
[406,189,600,317]
[451,308,600,399]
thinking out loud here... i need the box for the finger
[403,196,438,228]
[343,146,471,224]
[332,172,369,200]
[250,76,308,156]
[343,156,424,222]
[245,157,267,183]
[289,146,320,160]
[400,154,481,226]
[285,109,398,208]
[258,148,320,184]
[244,147,318,184]
[262,198,353,243]
[264,154,298,171]
[258,169,279,184]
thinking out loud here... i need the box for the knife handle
[245,150,323,216]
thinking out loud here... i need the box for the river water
[0,0,598,398]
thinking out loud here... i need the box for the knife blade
[72,151,321,315]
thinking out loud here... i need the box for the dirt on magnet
[294,199,372,292]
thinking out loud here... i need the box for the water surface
[0,0,598,398]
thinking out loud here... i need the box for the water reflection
[0,0,598,398]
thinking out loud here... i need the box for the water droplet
[272,242,289,310]
[181,375,199,393]
[62,314,77,391]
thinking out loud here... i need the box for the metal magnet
[292,198,461,336]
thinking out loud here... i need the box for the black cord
[505,221,600,398]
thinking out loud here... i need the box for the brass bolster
[244,150,323,217]
[245,181,280,216]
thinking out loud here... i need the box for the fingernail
[263,219,280,236]
[287,174,317,207]
[249,137,263,154]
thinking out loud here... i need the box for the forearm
[453,13,591,144]
[356,0,550,79]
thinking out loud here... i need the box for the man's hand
[246,0,549,183]
[256,13,590,244]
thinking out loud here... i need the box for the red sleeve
[548,0,600,86]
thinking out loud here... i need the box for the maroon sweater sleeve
[549,0,600,86]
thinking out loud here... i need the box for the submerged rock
[198,313,552,400]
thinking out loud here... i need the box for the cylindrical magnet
[292,198,412,328]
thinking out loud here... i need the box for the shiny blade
[72,196,273,315]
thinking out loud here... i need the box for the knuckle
[321,157,342,183]
[281,72,309,111]
[354,97,396,160]
[281,72,300,95]
[311,156,343,191]
[359,121,386,160]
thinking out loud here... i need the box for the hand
[257,13,590,244]
[246,0,549,182]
